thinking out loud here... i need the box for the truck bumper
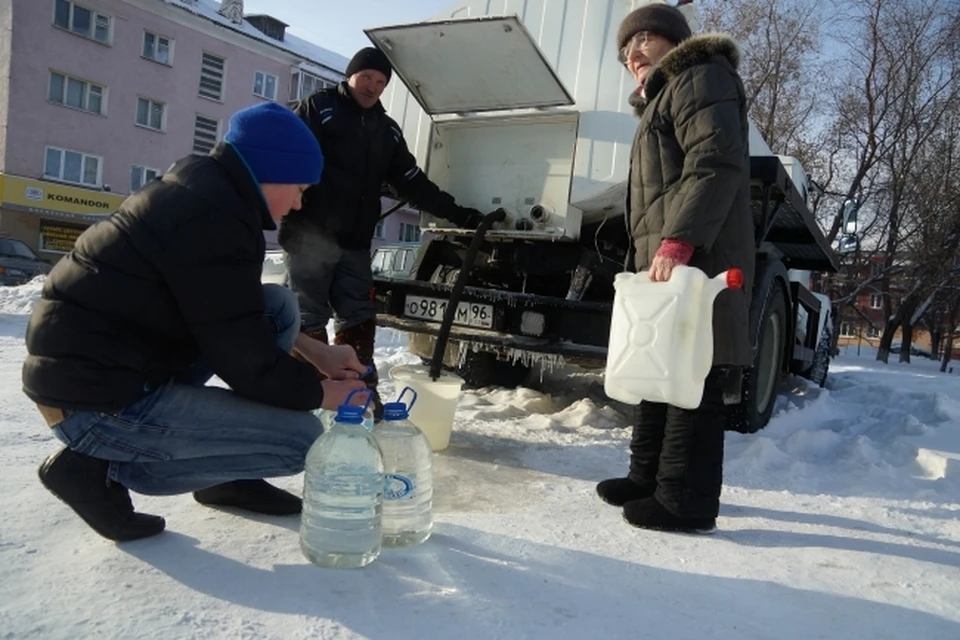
[373,277,611,365]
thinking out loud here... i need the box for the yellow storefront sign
[0,173,126,221]
[39,220,88,254]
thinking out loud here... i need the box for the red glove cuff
[655,238,695,264]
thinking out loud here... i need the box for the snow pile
[0,277,44,315]
[726,357,960,501]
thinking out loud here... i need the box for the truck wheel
[458,351,530,389]
[747,284,788,429]
[805,325,831,388]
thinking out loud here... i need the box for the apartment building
[372,200,426,252]
[0,0,346,262]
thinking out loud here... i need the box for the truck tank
[372,0,775,238]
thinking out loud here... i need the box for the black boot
[597,401,667,507]
[334,319,383,422]
[38,449,166,542]
[596,477,655,507]
[193,479,302,516]
[623,496,716,534]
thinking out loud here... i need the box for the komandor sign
[45,193,111,209]
[0,173,125,219]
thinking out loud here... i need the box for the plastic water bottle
[373,387,434,547]
[300,390,385,569]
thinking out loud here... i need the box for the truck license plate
[404,295,494,329]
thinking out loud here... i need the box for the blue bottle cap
[382,402,408,421]
[335,388,373,424]
[335,404,366,424]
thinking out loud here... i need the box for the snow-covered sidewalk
[2,281,958,639]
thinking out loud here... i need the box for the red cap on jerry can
[726,268,744,289]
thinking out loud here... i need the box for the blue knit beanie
[224,102,323,185]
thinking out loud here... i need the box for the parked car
[0,237,51,286]
[262,249,287,285]
[371,243,420,281]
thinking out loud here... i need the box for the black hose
[428,209,507,380]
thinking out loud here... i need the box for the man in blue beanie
[283,46,485,421]
[23,102,368,542]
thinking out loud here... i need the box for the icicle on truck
[366,0,839,432]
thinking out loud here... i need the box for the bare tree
[899,96,960,362]
[698,0,824,165]
[810,0,958,260]
[940,295,960,373]
[699,0,960,369]
[881,3,959,361]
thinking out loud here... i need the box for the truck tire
[746,283,788,430]
[458,351,530,389]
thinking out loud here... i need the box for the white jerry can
[603,265,744,408]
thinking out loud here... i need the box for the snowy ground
[2,279,959,639]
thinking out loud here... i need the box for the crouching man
[22,102,368,542]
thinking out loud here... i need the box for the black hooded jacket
[281,82,470,251]
[22,143,327,412]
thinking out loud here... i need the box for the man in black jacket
[23,102,368,542]
[282,47,483,418]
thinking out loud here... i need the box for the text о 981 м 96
[403,295,494,329]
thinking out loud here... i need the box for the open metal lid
[364,15,574,115]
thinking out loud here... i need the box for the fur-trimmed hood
[657,33,740,79]
[634,33,741,110]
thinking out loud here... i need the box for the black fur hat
[617,3,692,50]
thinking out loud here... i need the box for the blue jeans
[51,284,324,496]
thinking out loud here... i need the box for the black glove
[457,207,485,230]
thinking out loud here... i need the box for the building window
[867,325,880,338]
[143,31,173,65]
[53,0,110,44]
[289,70,336,102]
[253,71,278,100]
[48,71,105,115]
[130,165,160,193]
[869,294,883,309]
[193,115,219,154]
[199,52,225,101]
[839,322,856,338]
[398,223,421,243]
[374,220,385,239]
[43,146,101,187]
[135,97,165,131]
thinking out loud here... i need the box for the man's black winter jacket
[282,82,469,251]
[22,143,326,412]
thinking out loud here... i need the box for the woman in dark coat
[596,4,754,534]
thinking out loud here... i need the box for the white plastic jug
[388,364,464,451]
[604,265,743,408]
